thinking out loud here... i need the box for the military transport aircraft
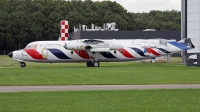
[8,20,195,67]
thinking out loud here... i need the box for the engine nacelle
[90,48,110,52]
[141,43,159,48]
[108,42,123,50]
[65,41,85,50]
[64,39,123,51]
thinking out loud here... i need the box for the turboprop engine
[64,39,123,52]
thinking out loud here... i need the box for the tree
[0,0,181,50]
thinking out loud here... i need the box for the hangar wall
[71,31,181,40]
[187,0,200,53]
[182,0,200,66]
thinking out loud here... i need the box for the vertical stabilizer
[59,20,68,41]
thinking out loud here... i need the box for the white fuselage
[11,39,189,63]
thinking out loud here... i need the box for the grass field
[0,55,199,85]
[1,55,200,112]
[0,89,200,112]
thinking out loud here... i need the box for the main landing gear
[18,61,26,67]
[86,61,100,67]
[86,51,100,67]
[150,58,156,63]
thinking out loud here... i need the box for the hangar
[181,0,200,67]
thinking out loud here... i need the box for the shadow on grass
[0,59,188,69]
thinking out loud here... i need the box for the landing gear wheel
[151,58,156,63]
[93,61,100,67]
[86,62,93,67]
[86,62,100,67]
[19,62,26,67]
[86,51,100,67]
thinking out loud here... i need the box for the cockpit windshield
[24,44,37,50]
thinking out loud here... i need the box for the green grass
[0,55,200,85]
[0,89,200,112]
[1,56,200,112]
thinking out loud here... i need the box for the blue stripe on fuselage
[129,48,146,57]
[48,49,71,59]
[157,48,171,53]
[100,52,116,58]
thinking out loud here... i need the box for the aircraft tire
[151,58,156,63]
[93,61,100,67]
[20,62,26,67]
[86,62,93,67]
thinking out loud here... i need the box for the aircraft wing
[64,39,123,52]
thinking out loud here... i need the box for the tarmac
[1,84,200,92]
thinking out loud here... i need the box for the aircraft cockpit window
[30,45,37,50]
[25,45,31,49]
[24,44,37,50]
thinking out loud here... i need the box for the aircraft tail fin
[178,38,195,49]
[59,20,68,41]
[185,38,195,49]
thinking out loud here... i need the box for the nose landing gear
[18,61,26,67]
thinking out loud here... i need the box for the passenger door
[40,43,48,59]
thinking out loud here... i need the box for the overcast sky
[92,0,181,13]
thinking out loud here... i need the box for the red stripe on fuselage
[118,48,134,58]
[148,48,160,56]
[74,50,94,59]
[24,49,46,60]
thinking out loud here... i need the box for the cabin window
[114,50,117,54]
[71,50,73,54]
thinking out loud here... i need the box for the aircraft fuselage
[8,38,194,67]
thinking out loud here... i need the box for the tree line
[0,0,181,51]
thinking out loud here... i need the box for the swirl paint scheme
[8,38,194,67]
[8,21,195,67]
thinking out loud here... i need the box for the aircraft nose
[8,52,13,58]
